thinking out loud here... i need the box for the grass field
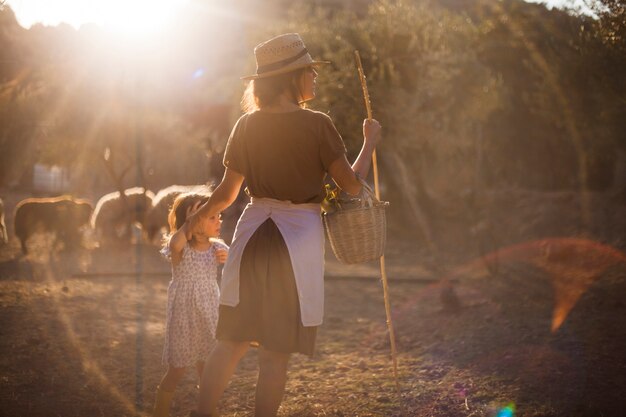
[1,230,625,416]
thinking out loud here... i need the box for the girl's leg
[159,366,187,391]
[154,366,186,417]
[196,340,249,415]
[196,361,205,383]
[255,348,290,417]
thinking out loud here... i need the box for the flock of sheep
[0,185,213,254]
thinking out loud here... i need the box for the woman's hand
[363,118,382,147]
[184,168,245,240]
[328,118,383,196]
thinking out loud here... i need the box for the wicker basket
[323,179,389,264]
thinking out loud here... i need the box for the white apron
[220,197,325,326]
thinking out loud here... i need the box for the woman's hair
[167,192,211,233]
[241,67,308,113]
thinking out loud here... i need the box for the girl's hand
[186,201,203,218]
[215,248,228,264]
[185,203,204,240]
[363,118,382,147]
[184,215,196,240]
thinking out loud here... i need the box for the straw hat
[241,33,329,80]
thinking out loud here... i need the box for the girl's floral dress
[161,240,228,367]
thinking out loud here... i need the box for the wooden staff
[355,50,400,392]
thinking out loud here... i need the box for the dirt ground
[1,189,625,417]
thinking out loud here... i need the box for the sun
[4,0,186,37]
[99,0,183,37]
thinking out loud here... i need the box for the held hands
[363,119,382,147]
[184,201,205,240]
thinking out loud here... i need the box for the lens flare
[446,238,626,332]
[497,402,516,417]
[192,68,205,79]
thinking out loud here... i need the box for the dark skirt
[216,218,317,356]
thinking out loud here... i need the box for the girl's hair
[241,67,308,113]
[167,192,211,233]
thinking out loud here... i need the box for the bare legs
[196,341,291,417]
[158,359,205,391]
[196,361,205,383]
[255,349,290,417]
[154,365,188,417]
[197,341,250,415]
[159,366,186,391]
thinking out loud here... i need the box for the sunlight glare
[100,0,182,37]
[5,0,188,36]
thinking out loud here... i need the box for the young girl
[153,192,228,417]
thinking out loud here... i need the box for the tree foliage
[1,0,624,208]
[264,0,625,195]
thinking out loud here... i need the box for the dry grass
[1,229,625,416]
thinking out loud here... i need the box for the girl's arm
[168,200,202,265]
[186,168,245,239]
[168,222,189,265]
[328,118,382,195]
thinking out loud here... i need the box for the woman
[187,33,382,417]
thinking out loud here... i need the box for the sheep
[13,196,93,254]
[91,187,154,245]
[145,185,210,242]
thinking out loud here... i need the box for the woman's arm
[328,118,382,195]
[185,168,245,239]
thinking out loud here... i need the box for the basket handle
[357,177,377,208]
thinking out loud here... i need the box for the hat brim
[241,60,330,81]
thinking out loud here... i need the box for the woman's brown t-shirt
[223,109,347,204]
